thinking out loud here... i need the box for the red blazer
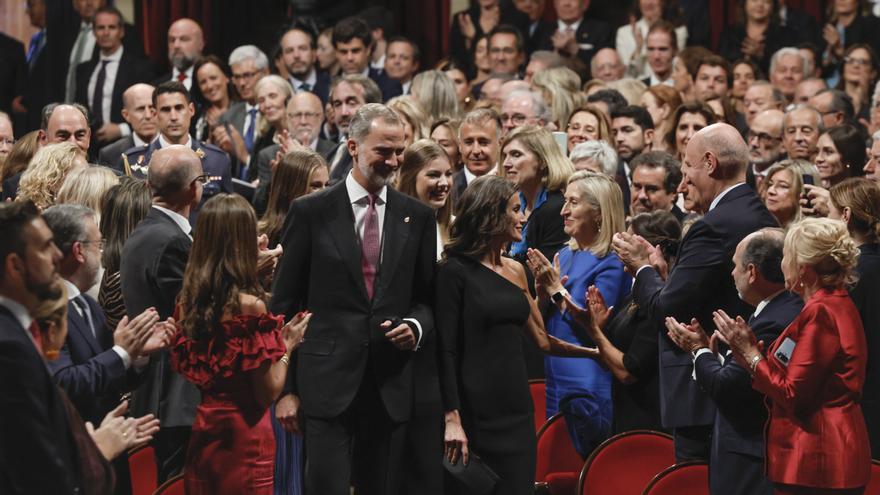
[752,288,871,489]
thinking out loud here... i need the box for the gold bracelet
[748,353,762,373]
[280,354,290,366]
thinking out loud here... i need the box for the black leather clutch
[442,452,500,495]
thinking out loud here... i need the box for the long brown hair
[100,177,151,273]
[443,175,517,260]
[258,149,327,245]
[179,194,264,339]
[830,177,880,241]
[397,139,453,241]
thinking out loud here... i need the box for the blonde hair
[411,70,460,120]
[57,166,119,224]
[606,78,648,106]
[255,74,293,135]
[387,95,429,143]
[500,125,574,193]
[17,142,86,210]
[531,67,581,129]
[565,170,625,256]
[784,217,860,288]
[763,159,820,226]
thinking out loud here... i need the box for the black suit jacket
[269,181,436,421]
[450,170,469,211]
[328,144,355,185]
[633,184,778,428]
[98,134,140,171]
[0,305,78,493]
[49,292,138,425]
[520,189,567,263]
[0,33,26,116]
[535,17,613,75]
[851,242,880,457]
[120,208,199,427]
[369,67,403,102]
[695,291,801,493]
[74,49,154,127]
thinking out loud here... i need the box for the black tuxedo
[74,49,154,128]
[270,180,436,494]
[450,169,470,211]
[120,207,198,480]
[49,292,139,425]
[695,291,802,495]
[0,305,79,493]
[535,17,613,74]
[851,243,880,457]
[633,184,778,457]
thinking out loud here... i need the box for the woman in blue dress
[526,171,631,453]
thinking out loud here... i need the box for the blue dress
[544,247,631,442]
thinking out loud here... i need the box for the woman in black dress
[438,175,597,494]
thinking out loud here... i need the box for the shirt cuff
[112,345,132,369]
[118,122,131,137]
[691,347,712,381]
[635,264,653,279]
[403,318,423,351]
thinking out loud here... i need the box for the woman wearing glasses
[836,44,878,120]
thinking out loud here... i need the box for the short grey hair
[770,47,808,79]
[42,204,96,256]
[330,74,382,105]
[784,103,825,134]
[504,90,552,124]
[570,140,618,176]
[349,103,402,143]
[228,45,269,71]
[41,103,89,131]
[750,80,785,105]
[530,50,564,69]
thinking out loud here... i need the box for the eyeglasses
[80,239,106,251]
[747,130,782,143]
[192,174,208,184]
[231,71,261,81]
[844,57,872,67]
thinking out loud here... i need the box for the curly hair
[784,217,860,288]
[443,175,517,260]
[17,142,86,210]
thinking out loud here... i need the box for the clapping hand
[257,234,283,278]
[612,232,654,275]
[526,248,567,300]
[140,317,176,356]
[586,286,613,332]
[664,316,710,353]
[113,308,160,357]
[86,401,160,461]
[712,310,763,368]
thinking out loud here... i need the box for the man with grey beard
[746,110,785,191]
[154,18,206,108]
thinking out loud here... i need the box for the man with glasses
[43,204,171,425]
[499,90,550,137]
[809,89,854,129]
[214,45,270,171]
[123,81,231,218]
[746,109,786,191]
[782,104,822,161]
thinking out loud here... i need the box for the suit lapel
[323,184,371,302]
[67,300,102,355]
[373,190,410,304]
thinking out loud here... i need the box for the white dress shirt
[65,21,96,102]
[616,19,689,79]
[172,66,195,91]
[88,45,124,125]
[152,204,192,238]
[290,69,317,93]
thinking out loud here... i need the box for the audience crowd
[3,0,880,494]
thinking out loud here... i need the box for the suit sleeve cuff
[635,264,653,279]
[403,318,423,351]
[112,345,131,369]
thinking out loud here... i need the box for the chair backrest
[535,412,584,482]
[865,459,880,495]
[152,473,184,495]
[529,379,546,432]
[128,444,158,495]
[578,430,675,495]
[641,461,710,495]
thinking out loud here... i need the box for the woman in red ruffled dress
[170,193,310,494]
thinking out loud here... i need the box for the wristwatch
[551,290,565,304]
[748,354,763,373]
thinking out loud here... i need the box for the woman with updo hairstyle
[438,175,597,495]
[387,96,429,146]
[717,217,871,494]
[566,105,614,153]
[411,70,460,121]
[815,124,865,187]
[17,142,88,210]
[397,139,454,258]
[500,125,575,262]
[258,149,329,247]
[640,85,682,153]
[762,159,820,228]
[829,177,880,456]
[665,101,717,160]
[531,67,581,130]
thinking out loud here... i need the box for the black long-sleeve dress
[437,253,535,494]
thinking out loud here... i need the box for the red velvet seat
[535,412,583,495]
[577,430,675,495]
[152,473,184,495]
[641,461,710,495]
[128,444,158,495]
[866,459,880,495]
[529,379,546,432]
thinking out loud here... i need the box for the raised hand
[586,286,612,332]
[612,232,654,275]
[282,311,311,352]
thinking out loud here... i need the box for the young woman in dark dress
[438,175,596,494]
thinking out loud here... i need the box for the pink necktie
[360,194,380,300]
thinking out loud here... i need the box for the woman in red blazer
[716,217,871,494]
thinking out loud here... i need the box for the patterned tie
[299,82,311,92]
[244,108,258,154]
[177,71,187,84]
[360,194,380,300]
[92,60,109,127]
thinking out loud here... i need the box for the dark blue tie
[27,30,45,71]
[92,60,109,127]
[244,108,257,154]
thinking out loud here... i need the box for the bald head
[41,104,91,153]
[121,83,158,141]
[592,48,625,82]
[167,18,204,71]
[147,145,203,209]
[287,91,324,145]
[694,123,748,179]
[682,123,748,212]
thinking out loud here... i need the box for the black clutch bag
[442,452,500,495]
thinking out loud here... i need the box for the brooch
[195,148,206,159]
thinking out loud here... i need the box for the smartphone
[552,131,568,156]
[802,174,814,186]
[801,174,814,210]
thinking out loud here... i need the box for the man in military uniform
[122,81,231,217]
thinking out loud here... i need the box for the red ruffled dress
[170,313,287,494]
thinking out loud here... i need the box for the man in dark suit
[253,92,335,213]
[122,82,231,219]
[74,6,153,151]
[326,74,383,184]
[0,33,26,123]
[98,83,157,170]
[629,151,686,223]
[536,0,612,71]
[614,123,778,460]
[120,145,203,481]
[667,228,802,494]
[0,200,79,493]
[452,108,502,208]
[22,0,50,132]
[333,17,402,102]
[43,204,170,425]
[153,18,205,110]
[270,104,436,495]
[280,25,332,105]
[612,106,655,215]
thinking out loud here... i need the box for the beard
[170,53,196,72]
[25,271,61,302]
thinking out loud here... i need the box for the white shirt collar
[158,133,192,149]
[99,45,123,62]
[62,279,81,301]
[753,289,785,318]
[709,183,745,212]
[557,18,582,33]
[307,137,319,150]
[463,166,478,184]
[360,66,371,78]
[345,170,387,206]
[401,79,412,95]
[0,295,33,332]
[290,69,317,89]
[151,204,192,236]
[649,73,674,87]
